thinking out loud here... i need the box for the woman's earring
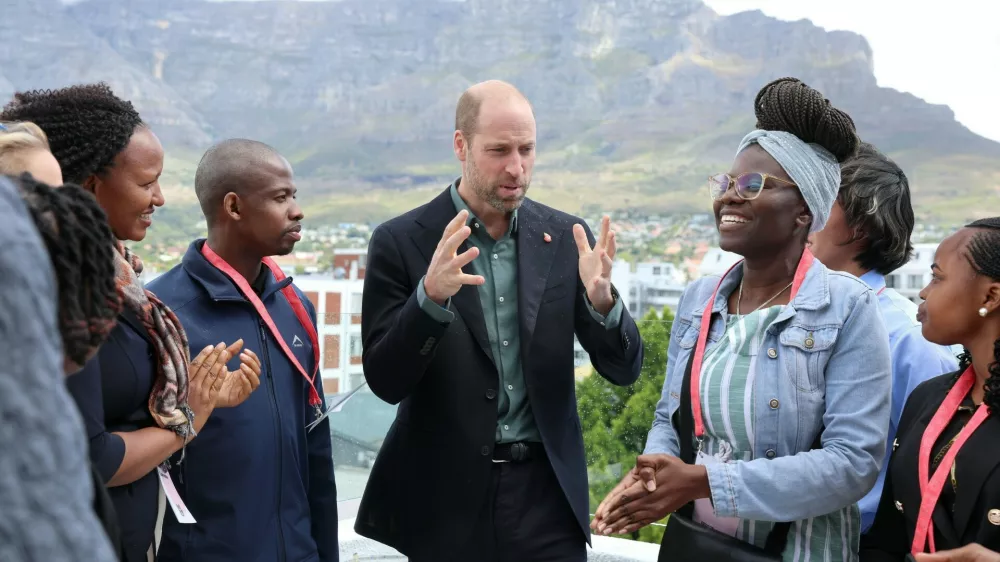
[980,307,989,317]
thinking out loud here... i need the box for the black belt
[492,441,545,463]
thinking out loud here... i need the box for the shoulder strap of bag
[677,347,824,555]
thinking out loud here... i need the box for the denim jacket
[645,258,892,524]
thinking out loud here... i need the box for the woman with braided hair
[592,77,894,561]
[1,122,119,372]
[1,85,262,562]
[861,218,1000,562]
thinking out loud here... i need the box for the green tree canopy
[577,305,674,544]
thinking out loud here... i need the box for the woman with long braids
[861,218,1000,562]
[591,77,893,561]
[6,173,244,560]
[1,85,262,562]
[0,172,121,562]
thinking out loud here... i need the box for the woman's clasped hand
[590,454,710,536]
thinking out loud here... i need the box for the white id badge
[156,465,196,524]
[692,450,740,537]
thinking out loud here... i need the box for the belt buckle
[510,442,528,462]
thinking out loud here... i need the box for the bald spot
[194,139,289,224]
[455,80,533,145]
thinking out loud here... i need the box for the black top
[66,308,159,562]
[861,372,1000,561]
[930,396,976,517]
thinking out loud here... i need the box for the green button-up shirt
[417,179,624,443]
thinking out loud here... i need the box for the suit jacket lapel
[516,201,560,356]
[952,413,1000,537]
[411,187,492,363]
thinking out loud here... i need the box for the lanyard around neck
[912,366,989,554]
[689,248,814,439]
[200,243,323,415]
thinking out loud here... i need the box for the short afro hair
[0,83,143,184]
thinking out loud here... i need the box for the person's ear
[223,192,242,221]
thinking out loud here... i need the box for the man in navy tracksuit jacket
[148,139,338,562]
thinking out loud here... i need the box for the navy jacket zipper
[259,320,287,562]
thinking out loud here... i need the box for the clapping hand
[215,345,262,408]
[572,215,616,315]
[423,210,485,305]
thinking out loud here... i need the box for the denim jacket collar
[690,257,832,328]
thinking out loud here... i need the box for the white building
[610,259,687,319]
[884,243,937,304]
[697,247,742,278]
[295,276,366,395]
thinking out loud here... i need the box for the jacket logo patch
[292,335,304,347]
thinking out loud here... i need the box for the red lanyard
[876,286,886,295]
[912,366,989,554]
[689,249,814,439]
[201,243,323,416]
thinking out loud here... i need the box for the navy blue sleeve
[65,351,127,483]
[300,293,339,562]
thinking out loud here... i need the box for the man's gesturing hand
[423,210,486,305]
[573,215,617,314]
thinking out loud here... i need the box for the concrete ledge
[337,517,660,561]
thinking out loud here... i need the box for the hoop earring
[981,307,989,317]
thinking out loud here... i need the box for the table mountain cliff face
[2,0,996,224]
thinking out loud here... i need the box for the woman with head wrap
[591,78,893,561]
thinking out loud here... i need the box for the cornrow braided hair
[955,216,1000,414]
[0,83,143,184]
[753,77,860,163]
[13,173,122,371]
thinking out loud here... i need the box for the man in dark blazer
[356,79,644,561]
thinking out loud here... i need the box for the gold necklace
[736,280,793,317]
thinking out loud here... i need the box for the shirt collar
[449,178,518,237]
[859,270,887,294]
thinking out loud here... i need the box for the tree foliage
[577,306,674,544]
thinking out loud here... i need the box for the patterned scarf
[113,242,194,439]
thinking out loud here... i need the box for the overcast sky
[704,0,999,141]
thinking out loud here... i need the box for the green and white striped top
[696,306,860,562]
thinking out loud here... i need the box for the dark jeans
[412,448,586,562]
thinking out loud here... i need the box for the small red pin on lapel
[543,232,552,243]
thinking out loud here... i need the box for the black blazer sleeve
[360,224,452,404]
[572,221,643,387]
[66,352,127,482]
[860,381,933,561]
[859,456,910,562]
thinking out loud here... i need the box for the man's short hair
[838,142,915,275]
[455,90,484,145]
[194,138,281,224]
[454,81,532,147]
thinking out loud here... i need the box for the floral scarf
[114,242,194,440]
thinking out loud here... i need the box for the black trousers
[413,449,586,562]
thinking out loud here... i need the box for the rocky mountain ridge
[2,0,995,230]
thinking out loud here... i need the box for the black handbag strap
[676,348,824,555]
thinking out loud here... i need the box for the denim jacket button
[769,398,780,409]
[767,348,777,359]
[765,449,776,459]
